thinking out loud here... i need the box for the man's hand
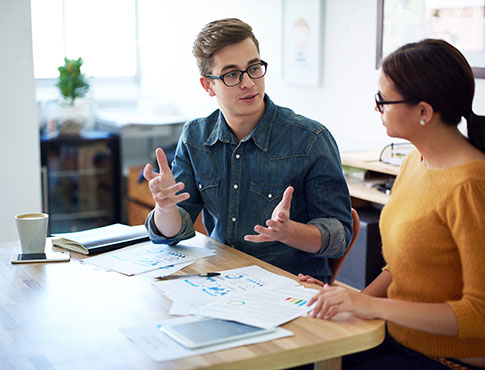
[143,148,189,237]
[244,186,294,244]
[143,148,189,213]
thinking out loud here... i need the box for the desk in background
[0,233,384,370]
[341,151,400,206]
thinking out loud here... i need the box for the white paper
[121,316,293,362]
[137,261,195,278]
[82,241,215,275]
[153,265,298,315]
[191,286,319,328]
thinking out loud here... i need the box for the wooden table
[0,233,384,370]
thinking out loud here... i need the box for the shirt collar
[205,94,276,152]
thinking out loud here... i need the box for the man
[144,18,352,283]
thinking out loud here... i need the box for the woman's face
[376,69,421,140]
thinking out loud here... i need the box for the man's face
[201,37,266,124]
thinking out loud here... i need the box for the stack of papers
[121,317,293,362]
[83,241,215,276]
[154,265,319,328]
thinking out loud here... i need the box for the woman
[299,39,485,369]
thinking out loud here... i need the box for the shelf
[48,168,110,178]
[347,183,391,205]
[50,210,111,221]
[342,151,400,205]
[341,151,400,176]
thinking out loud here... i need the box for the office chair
[329,208,360,285]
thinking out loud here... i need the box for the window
[31,0,138,80]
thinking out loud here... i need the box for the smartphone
[11,252,70,264]
[160,317,276,349]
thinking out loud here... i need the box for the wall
[0,0,42,242]
[1,0,485,242]
[138,0,485,151]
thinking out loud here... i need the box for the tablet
[11,252,70,264]
[160,317,275,349]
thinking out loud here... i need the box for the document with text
[82,241,215,275]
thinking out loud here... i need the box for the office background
[1,0,484,242]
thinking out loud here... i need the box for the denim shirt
[146,95,352,282]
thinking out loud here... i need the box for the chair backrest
[329,208,360,285]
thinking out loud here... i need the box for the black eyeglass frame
[205,60,268,87]
[375,92,419,113]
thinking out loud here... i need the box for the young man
[143,18,352,283]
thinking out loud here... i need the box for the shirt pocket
[195,174,220,216]
[250,182,288,225]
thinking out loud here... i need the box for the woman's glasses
[375,92,418,113]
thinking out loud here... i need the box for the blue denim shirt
[146,95,352,282]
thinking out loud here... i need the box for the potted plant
[53,57,91,135]
[56,57,90,105]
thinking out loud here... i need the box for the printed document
[191,285,319,328]
[82,241,215,275]
[154,265,297,315]
[121,316,292,362]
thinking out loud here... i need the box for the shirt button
[268,194,272,198]
[233,184,238,189]
[198,184,202,189]
[235,154,241,159]
[232,217,237,222]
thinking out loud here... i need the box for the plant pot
[50,100,92,136]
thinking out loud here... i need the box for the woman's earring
[419,119,426,126]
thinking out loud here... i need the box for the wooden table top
[0,233,384,370]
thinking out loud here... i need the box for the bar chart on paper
[192,285,320,329]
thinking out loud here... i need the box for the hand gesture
[244,186,294,243]
[143,148,189,212]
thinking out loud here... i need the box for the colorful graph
[285,297,308,306]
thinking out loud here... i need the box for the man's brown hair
[192,18,260,76]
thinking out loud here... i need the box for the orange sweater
[380,149,485,358]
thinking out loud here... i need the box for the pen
[157,272,221,280]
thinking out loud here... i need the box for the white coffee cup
[15,213,49,254]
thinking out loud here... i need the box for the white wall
[138,0,485,151]
[2,0,485,242]
[0,0,42,242]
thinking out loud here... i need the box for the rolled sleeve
[144,207,195,246]
[308,217,347,257]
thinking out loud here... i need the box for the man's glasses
[375,92,418,113]
[205,60,268,87]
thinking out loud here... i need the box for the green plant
[56,57,90,105]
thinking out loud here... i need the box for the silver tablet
[160,317,275,349]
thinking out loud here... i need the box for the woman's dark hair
[192,18,259,76]
[381,39,485,153]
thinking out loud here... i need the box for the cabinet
[40,131,121,233]
[339,151,401,289]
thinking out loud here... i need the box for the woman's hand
[308,284,378,320]
[298,273,325,287]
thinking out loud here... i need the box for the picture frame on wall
[282,0,324,86]
[376,0,485,78]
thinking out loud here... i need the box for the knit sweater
[380,149,485,358]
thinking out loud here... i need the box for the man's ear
[200,76,215,97]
